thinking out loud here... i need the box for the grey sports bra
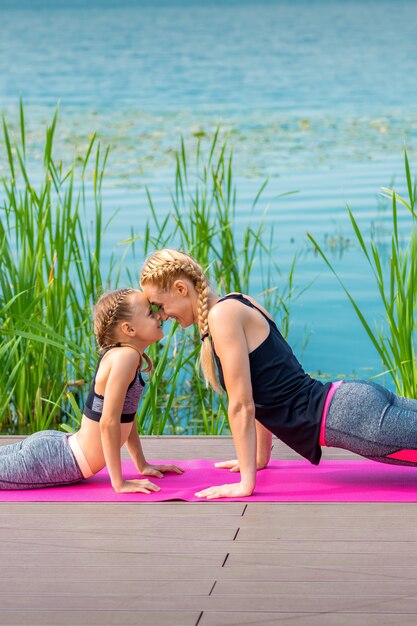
[83,344,145,423]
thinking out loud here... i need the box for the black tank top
[211,294,331,464]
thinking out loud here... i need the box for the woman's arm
[195,302,257,499]
[215,419,272,473]
[256,420,272,468]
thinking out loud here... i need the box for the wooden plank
[0,579,212,595]
[231,539,417,554]
[199,613,417,626]
[3,593,417,613]
[242,502,417,516]
[236,527,417,541]
[196,594,417,612]
[213,579,417,596]
[0,538,234,553]
[217,564,417,582]
[0,435,363,460]
[0,514,242,530]
[0,611,200,626]
[2,551,225,567]
[0,525,238,541]
[227,551,417,567]
[0,564,220,582]
[0,502,245,516]
[3,563,417,583]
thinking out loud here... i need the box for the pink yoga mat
[1,459,417,502]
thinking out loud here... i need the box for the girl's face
[128,291,164,344]
[141,281,196,328]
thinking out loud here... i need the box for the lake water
[1,0,417,384]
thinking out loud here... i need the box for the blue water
[1,0,417,383]
[1,0,417,115]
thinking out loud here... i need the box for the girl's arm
[126,423,184,478]
[195,303,257,500]
[125,424,147,472]
[99,350,159,494]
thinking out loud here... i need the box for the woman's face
[141,281,196,328]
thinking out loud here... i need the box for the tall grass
[0,103,108,432]
[138,131,298,434]
[308,150,417,397]
[0,109,297,435]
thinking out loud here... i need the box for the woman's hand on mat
[140,463,185,478]
[214,459,240,472]
[195,482,253,500]
[115,479,161,494]
[215,459,268,471]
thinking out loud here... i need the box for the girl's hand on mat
[214,459,240,472]
[195,482,253,500]
[115,479,161,494]
[140,463,185,478]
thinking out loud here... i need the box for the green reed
[308,150,417,397]
[139,131,297,435]
[0,103,108,432]
[0,108,296,436]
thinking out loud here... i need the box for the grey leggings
[325,380,417,465]
[0,430,84,489]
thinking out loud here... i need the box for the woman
[140,249,417,500]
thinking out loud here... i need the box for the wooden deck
[1,435,417,626]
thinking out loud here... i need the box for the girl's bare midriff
[75,416,134,475]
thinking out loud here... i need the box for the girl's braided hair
[93,288,152,372]
[140,249,219,391]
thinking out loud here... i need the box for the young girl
[140,248,417,500]
[0,288,183,492]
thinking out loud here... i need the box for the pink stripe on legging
[387,449,417,463]
[319,381,344,447]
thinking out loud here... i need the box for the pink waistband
[67,434,94,479]
[319,381,344,447]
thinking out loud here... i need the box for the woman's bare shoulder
[208,295,246,324]
[209,293,273,322]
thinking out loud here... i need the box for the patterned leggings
[325,380,417,465]
[0,430,83,489]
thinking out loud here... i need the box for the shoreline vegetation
[1,105,416,184]
[0,106,416,435]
